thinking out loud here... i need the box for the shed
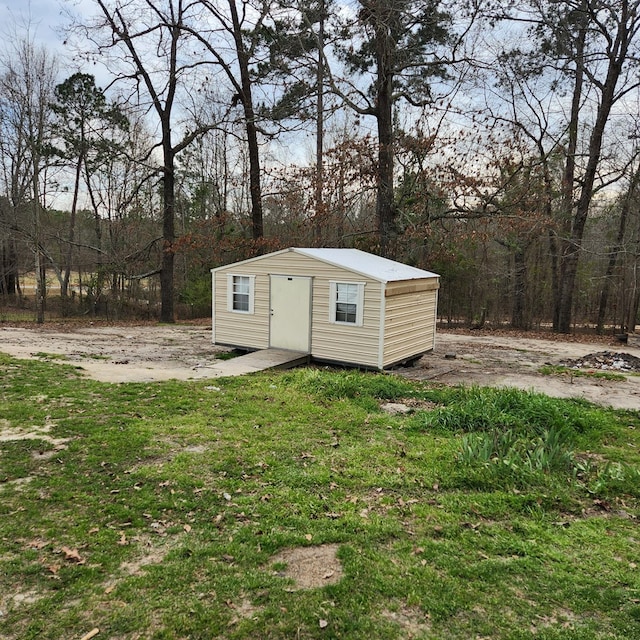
[211,247,440,370]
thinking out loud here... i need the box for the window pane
[336,302,357,323]
[234,276,250,295]
[233,294,249,312]
[336,283,357,304]
[335,282,358,324]
[232,276,250,311]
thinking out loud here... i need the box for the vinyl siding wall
[213,251,382,366]
[382,279,439,367]
[213,268,270,350]
[309,271,381,369]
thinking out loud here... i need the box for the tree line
[1,0,639,334]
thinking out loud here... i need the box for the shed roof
[295,248,438,283]
[212,248,439,283]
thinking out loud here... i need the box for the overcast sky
[1,0,124,95]
[2,0,68,50]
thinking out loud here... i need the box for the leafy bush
[179,275,212,308]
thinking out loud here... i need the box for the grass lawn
[1,354,639,639]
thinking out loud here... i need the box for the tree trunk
[628,283,640,333]
[228,0,263,241]
[0,241,6,296]
[160,125,175,323]
[596,165,639,333]
[61,153,83,311]
[626,205,640,333]
[375,22,395,257]
[35,248,45,324]
[32,167,45,324]
[0,239,18,297]
[314,2,325,245]
[549,231,562,330]
[553,23,585,331]
[511,247,528,329]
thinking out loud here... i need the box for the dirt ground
[1,322,639,410]
[402,329,640,410]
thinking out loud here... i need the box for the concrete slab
[196,348,309,378]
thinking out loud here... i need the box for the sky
[0,1,123,209]
[1,0,106,79]
[2,1,69,52]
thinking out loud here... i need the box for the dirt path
[403,331,640,411]
[1,323,639,409]
[0,324,220,383]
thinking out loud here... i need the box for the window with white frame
[227,274,254,313]
[330,281,364,326]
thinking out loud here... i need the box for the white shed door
[270,275,312,352]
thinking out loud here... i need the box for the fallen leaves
[25,538,48,550]
[61,547,85,564]
[47,564,61,577]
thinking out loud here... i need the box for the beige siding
[213,270,270,349]
[213,250,382,365]
[385,279,439,297]
[310,273,382,368]
[383,285,438,367]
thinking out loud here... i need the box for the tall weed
[587,461,640,498]
[457,425,576,483]
[411,386,606,438]
[289,368,416,401]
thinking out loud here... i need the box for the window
[330,281,364,326]
[335,283,358,323]
[227,274,254,314]
[232,276,250,311]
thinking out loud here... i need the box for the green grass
[215,349,244,360]
[0,309,35,322]
[1,355,639,639]
[539,364,627,381]
[32,352,68,361]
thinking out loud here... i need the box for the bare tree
[0,34,58,322]
[76,0,220,322]
[500,0,640,332]
[176,0,279,242]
